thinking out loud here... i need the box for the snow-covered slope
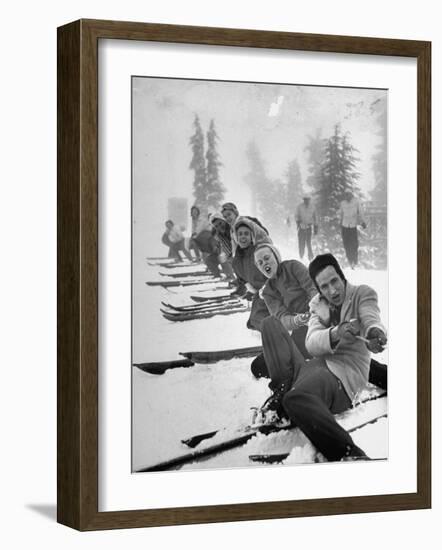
[132,257,388,472]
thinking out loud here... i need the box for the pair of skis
[162,305,249,322]
[158,270,212,278]
[146,278,229,288]
[136,389,387,472]
[160,295,249,321]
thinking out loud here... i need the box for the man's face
[315,265,346,306]
[236,225,252,248]
[165,222,173,230]
[222,209,237,225]
[255,247,278,279]
[191,208,199,219]
[212,218,227,233]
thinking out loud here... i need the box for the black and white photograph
[131,76,389,473]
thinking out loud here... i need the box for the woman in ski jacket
[250,243,317,377]
[231,217,271,331]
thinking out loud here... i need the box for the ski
[248,412,388,464]
[136,423,290,473]
[162,305,248,322]
[159,270,212,278]
[162,261,204,269]
[179,345,262,363]
[136,390,387,472]
[190,292,234,302]
[146,278,225,288]
[133,358,195,375]
[161,297,241,312]
[160,301,243,316]
[182,388,386,448]
[133,344,262,376]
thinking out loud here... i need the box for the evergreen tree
[370,97,387,206]
[314,125,362,257]
[205,119,225,210]
[189,115,207,206]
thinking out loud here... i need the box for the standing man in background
[338,191,366,269]
[295,195,318,262]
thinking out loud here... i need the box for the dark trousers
[189,238,201,260]
[170,239,193,262]
[252,336,388,392]
[203,252,221,277]
[341,226,359,266]
[260,316,362,461]
[251,325,311,378]
[298,227,314,261]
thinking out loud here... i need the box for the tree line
[188,107,387,266]
[189,115,225,212]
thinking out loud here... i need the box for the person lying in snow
[253,246,387,389]
[221,201,269,256]
[163,220,193,262]
[208,212,236,282]
[258,252,388,461]
[251,243,317,375]
[191,229,223,278]
[230,217,272,331]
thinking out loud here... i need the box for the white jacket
[306,283,386,402]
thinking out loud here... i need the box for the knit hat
[308,253,346,289]
[221,202,239,217]
[209,212,225,225]
[253,243,282,265]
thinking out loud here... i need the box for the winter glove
[366,327,387,353]
[245,283,257,295]
[331,320,359,347]
[313,225,318,235]
[230,282,246,299]
[290,312,311,330]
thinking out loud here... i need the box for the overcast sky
[132,77,386,256]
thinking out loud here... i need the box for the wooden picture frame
[57,19,431,530]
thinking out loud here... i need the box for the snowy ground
[132,254,388,472]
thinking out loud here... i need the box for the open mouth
[264,265,272,275]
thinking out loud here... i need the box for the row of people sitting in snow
[162,201,388,462]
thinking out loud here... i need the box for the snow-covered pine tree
[205,119,225,210]
[370,96,387,207]
[314,124,362,260]
[189,115,207,206]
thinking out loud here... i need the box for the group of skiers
[161,195,386,462]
